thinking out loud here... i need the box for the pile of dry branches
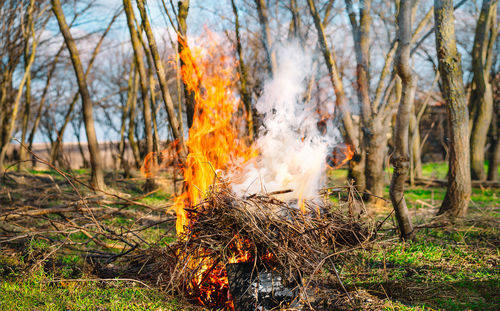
[161,186,373,307]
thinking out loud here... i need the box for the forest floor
[0,162,498,310]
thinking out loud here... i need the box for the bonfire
[141,33,372,310]
[170,186,371,310]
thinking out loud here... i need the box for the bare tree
[176,0,196,129]
[50,11,120,168]
[434,0,471,217]
[469,0,498,180]
[488,69,500,181]
[123,0,157,190]
[255,0,278,76]
[231,0,254,140]
[51,0,105,190]
[17,1,37,171]
[136,0,187,163]
[391,0,415,240]
[339,0,432,202]
[306,0,363,189]
[0,0,40,172]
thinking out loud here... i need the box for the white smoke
[230,43,341,201]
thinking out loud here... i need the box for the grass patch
[340,205,499,310]
[0,272,181,311]
[139,190,171,206]
[420,161,500,180]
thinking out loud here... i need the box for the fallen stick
[412,178,500,188]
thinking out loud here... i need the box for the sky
[27,0,483,145]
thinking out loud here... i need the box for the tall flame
[171,32,256,308]
[173,33,255,236]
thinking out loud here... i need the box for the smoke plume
[230,43,341,202]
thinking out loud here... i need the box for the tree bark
[434,0,471,218]
[345,0,392,202]
[288,0,302,41]
[365,118,389,200]
[488,102,500,180]
[136,0,187,163]
[391,0,415,240]
[410,72,440,183]
[128,66,142,168]
[469,0,498,180]
[51,0,105,190]
[118,62,135,171]
[409,109,422,181]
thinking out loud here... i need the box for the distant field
[5,142,136,170]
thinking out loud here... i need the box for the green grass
[27,168,89,177]
[2,164,498,310]
[420,161,500,180]
[0,272,181,311]
[139,190,171,206]
[340,204,500,310]
[421,162,450,179]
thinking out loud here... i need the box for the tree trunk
[0,0,36,173]
[123,0,156,191]
[307,0,363,190]
[150,75,161,154]
[51,10,119,169]
[488,106,500,181]
[255,0,278,76]
[18,13,35,171]
[409,111,423,181]
[288,0,302,41]
[231,0,254,141]
[27,43,64,156]
[365,118,389,201]
[72,117,89,168]
[27,9,84,156]
[390,0,415,240]
[136,0,187,163]
[410,72,441,182]
[52,0,105,190]
[345,0,388,201]
[469,0,497,180]
[128,66,142,168]
[118,62,135,171]
[177,0,196,129]
[434,0,471,218]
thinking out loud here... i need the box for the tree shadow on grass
[356,277,499,310]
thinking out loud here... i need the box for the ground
[0,162,498,310]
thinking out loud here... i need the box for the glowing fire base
[169,187,371,309]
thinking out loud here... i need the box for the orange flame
[172,32,256,308]
[173,33,256,236]
[327,143,354,169]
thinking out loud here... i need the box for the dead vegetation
[123,185,375,309]
[2,168,498,310]
[0,167,380,310]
